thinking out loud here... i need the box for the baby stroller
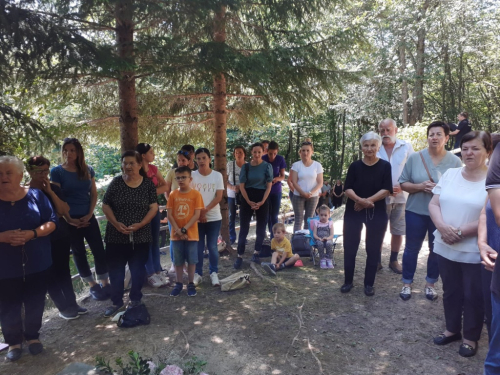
[307,216,340,266]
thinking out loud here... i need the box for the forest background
[1,0,499,244]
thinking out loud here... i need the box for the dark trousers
[0,270,48,346]
[47,236,77,312]
[69,214,108,281]
[483,265,494,338]
[267,192,282,239]
[343,210,388,287]
[333,197,343,209]
[228,197,237,243]
[437,255,484,341]
[106,242,149,306]
[485,292,500,374]
[237,188,269,256]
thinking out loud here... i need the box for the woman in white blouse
[429,131,492,357]
[289,139,324,233]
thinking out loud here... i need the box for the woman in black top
[341,132,392,296]
[27,156,87,320]
[101,151,158,318]
[332,180,344,209]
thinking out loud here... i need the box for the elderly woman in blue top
[234,142,273,269]
[0,156,57,361]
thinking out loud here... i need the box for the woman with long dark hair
[51,138,110,301]
[136,143,169,288]
[234,143,273,269]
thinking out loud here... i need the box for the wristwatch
[457,228,463,238]
[181,227,187,234]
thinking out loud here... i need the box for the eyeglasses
[175,176,188,181]
[122,162,138,167]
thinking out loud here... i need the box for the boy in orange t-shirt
[167,166,203,297]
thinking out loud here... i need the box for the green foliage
[182,356,207,375]
[96,351,152,375]
[85,144,122,180]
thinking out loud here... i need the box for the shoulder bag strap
[232,160,235,186]
[419,151,435,183]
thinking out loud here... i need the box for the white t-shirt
[191,170,224,222]
[432,167,487,264]
[291,160,324,197]
[226,160,242,199]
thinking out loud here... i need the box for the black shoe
[433,332,462,345]
[459,342,478,357]
[127,300,142,309]
[377,263,383,272]
[75,305,88,315]
[6,348,22,361]
[89,285,107,301]
[28,342,43,355]
[58,308,79,320]
[101,284,112,298]
[251,253,261,264]
[103,304,124,318]
[364,285,375,296]
[340,283,353,293]
[234,257,243,269]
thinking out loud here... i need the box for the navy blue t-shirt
[0,188,57,279]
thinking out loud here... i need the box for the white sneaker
[168,265,175,273]
[210,272,220,287]
[157,273,170,287]
[147,274,163,288]
[193,273,202,286]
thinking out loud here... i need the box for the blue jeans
[171,240,198,266]
[401,211,439,284]
[267,192,282,239]
[196,220,222,276]
[485,292,500,375]
[168,222,174,264]
[228,197,237,243]
[145,210,162,275]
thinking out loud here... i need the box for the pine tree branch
[159,118,214,126]
[34,11,116,31]
[155,111,213,119]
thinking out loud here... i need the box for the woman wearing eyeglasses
[101,151,158,317]
[191,148,224,286]
[289,139,324,233]
[136,143,169,288]
[27,156,86,320]
[51,138,110,301]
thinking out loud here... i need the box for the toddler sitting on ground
[261,223,300,276]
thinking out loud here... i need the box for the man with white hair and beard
[377,119,414,273]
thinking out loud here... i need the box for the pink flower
[159,365,184,375]
[147,361,157,372]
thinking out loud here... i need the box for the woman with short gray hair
[341,131,393,296]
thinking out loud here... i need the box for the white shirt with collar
[377,138,414,204]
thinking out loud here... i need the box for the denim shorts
[171,240,198,266]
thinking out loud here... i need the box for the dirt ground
[0,219,488,375]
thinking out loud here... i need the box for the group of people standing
[2,113,500,371]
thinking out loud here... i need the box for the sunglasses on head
[177,150,190,157]
[301,141,312,146]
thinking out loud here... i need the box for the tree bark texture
[115,0,138,153]
[212,7,232,252]
[398,38,408,125]
[409,0,430,126]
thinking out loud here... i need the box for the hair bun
[304,138,312,143]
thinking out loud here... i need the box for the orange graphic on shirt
[176,203,190,219]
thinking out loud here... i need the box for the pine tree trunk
[398,38,408,125]
[213,7,232,252]
[409,0,430,126]
[115,0,138,153]
[340,109,346,177]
